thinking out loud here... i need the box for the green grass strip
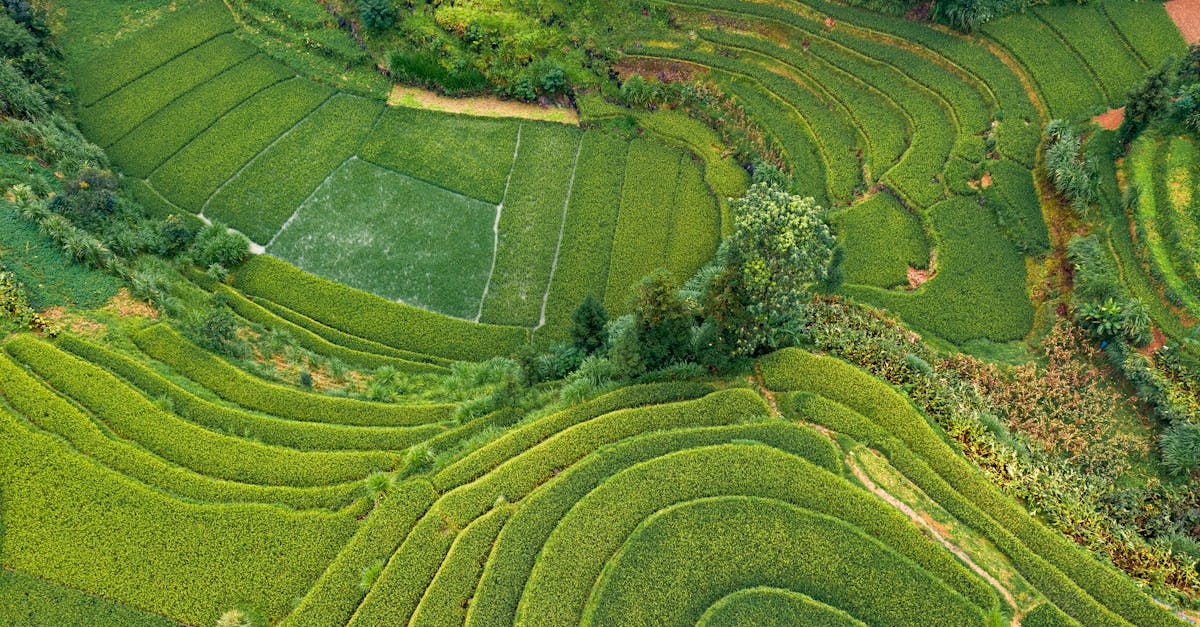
[133,324,454,427]
[697,586,866,627]
[480,123,582,327]
[409,505,514,627]
[56,334,442,452]
[0,352,362,510]
[150,78,332,211]
[5,335,394,487]
[78,33,257,147]
[467,421,841,626]
[520,443,997,625]
[232,255,529,362]
[106,54,294,178]
[281,479,438,627]
[71,0,234,107]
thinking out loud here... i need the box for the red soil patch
[1138,326,1167,356]
[1167,0,1200,45]
[1093,107,1125,131]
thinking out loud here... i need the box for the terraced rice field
[63,0,725,334]
[631,0,1184,346]
[0,305,1182,625]
[1124,133,1200,319]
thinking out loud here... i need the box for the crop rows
[105,54,295,178]
[1030,5,1146,105]
[0,395,356,626]
[534,131,627,345]
[71,0,235,106]
[981,15,1106,119]
[150,78,333,211]
[205,94,383,243]
[233,255,530,362]
[132,324,455,427]
[77,34,258,148]
[1098,0,1188,70]
[479,124,582,327]
[1126,136,1200,314]
[604,139,683,312]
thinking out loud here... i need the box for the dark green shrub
[358,0,395,30]
[571,294,607,355]
[188,222,249,270]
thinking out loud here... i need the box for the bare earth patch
[967,172,993,190]
[1093,107,1125,131]
[387,85,578,125]
[1167,0,1200,44]
[908,250,938,289]
[102,288,158,319]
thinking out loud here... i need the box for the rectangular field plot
[666,157,720,283]
[605,140,683,313]
[77,33,257,148]
[535,131,628,344]
[1030,4,1145,104]
[206,93,383,244]
[149,78,332,211]
[267,158,496,319]
[479,123,583,327]
[360,107,519,203]
[106,54,294,178]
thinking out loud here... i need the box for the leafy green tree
[606,314,645,380]
[571,293,608,355]
[359,0,396,30]
[633,271,693,371]
[189,222,249,271]
[722,182,834,356]
[1117,58,1175,147]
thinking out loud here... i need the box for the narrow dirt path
[748,374,1025,624]
[847,453,1023,626]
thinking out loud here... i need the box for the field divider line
[354,158,492,205]
[1029,12,1113,104]
[103,52,263,151]
[82,27,236,107]
[199,91,337,225]
[534,135,585,330]
[265,154,359,251]
[146,73,296,181]
[477,123,524,323]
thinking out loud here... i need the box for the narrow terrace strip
[535,135,585,330]
[477,123,524,323]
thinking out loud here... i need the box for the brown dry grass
[387,86,578,125]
